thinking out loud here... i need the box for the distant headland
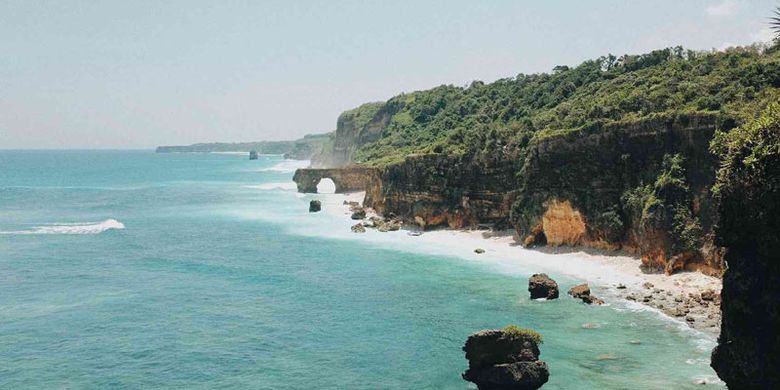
[155,133,331,160]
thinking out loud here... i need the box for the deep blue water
[0,150,722,389]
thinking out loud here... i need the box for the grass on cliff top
[503,325,543,344]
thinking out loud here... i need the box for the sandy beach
[326,191,722,334]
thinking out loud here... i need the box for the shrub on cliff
[710,102,780,255]
[343,45,780,168]
[502,325,543,345]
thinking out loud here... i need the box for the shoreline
[332,191,722,335]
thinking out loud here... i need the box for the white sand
[320,191,722,331]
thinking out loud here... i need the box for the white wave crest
[1,219,125,235]
[256,160,310,173]
[243,182,298,191]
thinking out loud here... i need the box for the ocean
[0,150,722,389]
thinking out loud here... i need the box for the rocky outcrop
[568,283,604,305]
[292,167,383,202]
[528,274,559,300]
[309,200,321,213]
[462,328,549,390]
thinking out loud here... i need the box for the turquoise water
[0,150,722,389]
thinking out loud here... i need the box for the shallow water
[0,151,722,389]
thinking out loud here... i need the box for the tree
[772,6,780,41]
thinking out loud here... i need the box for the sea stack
[463,326,549,389]
[528,274,559,300]
[249,150,258,160]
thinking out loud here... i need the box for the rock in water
[249,150,258,160]
[528,274,559,300]
[351,223,366,233]
[350,207,366,220]
[309,200,321,213]
[568,283,591,298]
[462,327,549,390]
[474,248,486,254]
[568,283,604,305]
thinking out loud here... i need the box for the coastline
[328,191,722,335]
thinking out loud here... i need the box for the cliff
[300,46,780,276]
[710,104,780,389]
[511,113,722,274]
[311,102,392,167]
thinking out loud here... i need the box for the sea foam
[1,219,125,235]
[256,160,310,173]
[243,182,298,191]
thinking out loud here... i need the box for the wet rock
[462,328,549,390]
[351,223,366,233]
[350,207,366,220]
[616,284,627,289]
[568,283,591,299]
[568,283,604,305]
[474,248,486,254]
[309,200,321,212]
[528,274,559,300]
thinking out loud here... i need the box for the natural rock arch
[316,178,336,194]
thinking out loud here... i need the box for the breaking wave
[1,219,125,235]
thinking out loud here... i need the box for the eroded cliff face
[512,115,722,275]
[303,114,724,275]
[311,102,396,168]
[376,152,523,230]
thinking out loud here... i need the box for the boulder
[351,223,366,233]
[351,207,366,220]
[309,200,321,213]
[475,248,486,254]
[568,283,591,299]
[528,274,559,300]
[462,328,549,390]
[568,283,604,305]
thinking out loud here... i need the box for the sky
[0,0,777,149]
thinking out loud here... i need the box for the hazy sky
[1,0,777,149]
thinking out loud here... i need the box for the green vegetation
[155,133,330,159]
[710,103,780,253]
[502,325,543,345]
[348,45,780,167]
[622,154,703,253]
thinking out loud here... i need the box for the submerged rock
[462,327,549,390]
[249,150,258,160]
[528,274,559,300]
[309,200,321,213]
